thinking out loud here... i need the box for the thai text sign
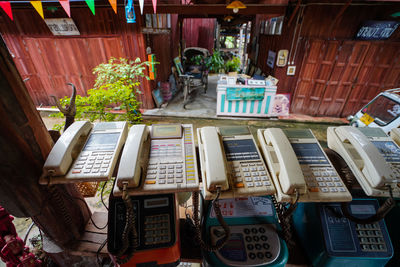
[45,18,80,36]
[356,21,399,40]
[227,87,265,101]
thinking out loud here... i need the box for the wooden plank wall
[0,7,154,109]
[254,3,400,117]
[183,18,216,53]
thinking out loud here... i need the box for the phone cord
[271,190,299,249]
[115,184,139,265]
[192,189,231,252]
[340,185,396,224]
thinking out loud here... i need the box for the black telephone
[107,193,180,265]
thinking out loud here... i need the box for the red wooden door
[292,40,400,117]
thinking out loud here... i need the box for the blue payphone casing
[203,196,288,267]
[293,199,393,267]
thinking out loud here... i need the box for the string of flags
[0,0,157,21]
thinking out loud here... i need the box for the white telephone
[41,121,128,185]
[257,128,352,203]
[113,123,199,196]
[328,126,400,198]
[197,126,276,200]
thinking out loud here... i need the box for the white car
[348,88,400,133]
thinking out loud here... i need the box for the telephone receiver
[328,126,395,188]
[41,121,128,185]
[197,126,229,193]
[41,121,93,179]
[258,128,306,196]
[116,125,150,190]
[258,128,352,203]
[327,126,400,199]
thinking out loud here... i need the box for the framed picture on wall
[287,66,296,76]
[267,50,276,68]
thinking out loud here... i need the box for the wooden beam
[0,36,90,256]
[140,4,286,15]
[288,0,301,27]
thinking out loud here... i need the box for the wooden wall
[254,2,400,117]
[0,7,154,109]
[183,18,216,52]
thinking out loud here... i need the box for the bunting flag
[108,0,117,14]
[30,1,44,19]
[59,0,71,17]
[0,2,13,21]
[152,0,157,14]
[85,0,95,15]
[139,0,144,14]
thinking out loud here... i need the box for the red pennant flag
[0,1,13,21]
[152,0,157,13]
[108,0,117,14]
[59,0,71,17]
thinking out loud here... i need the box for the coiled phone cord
[271,189,300,249]
[192,188,231,252]
[115,183,139,265]
[340,185,396,224]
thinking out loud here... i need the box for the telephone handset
[257,128,352,203]
[390,128,400,147]
[197,126,276,200]
[113,123,199,196]
[41,121,128,184]
[327,126,400,198]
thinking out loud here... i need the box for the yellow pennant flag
[30,1,44,19]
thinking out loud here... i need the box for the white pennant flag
[139,0,144,14]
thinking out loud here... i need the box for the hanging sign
[356,21,399,40]
[0,1,13,20]
[148,54,156,80]
[45,18,80,36]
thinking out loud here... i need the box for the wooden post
[0,36,90,248]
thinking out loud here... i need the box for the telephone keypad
[232,160,273,192]
[356,223,387,252]
[303,166,347,194]
[211,224,280,266]
[71,151,113,175]
[144,214,171,245]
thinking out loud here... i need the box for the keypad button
[245,177,252,182]
[167,179,174,184]
[257,252,264,259]
[159,180,166,184]
[247,182,254,187]
[255,182,262,187]
[245,236,252,242]
[247,244,254,250]
[321,188,329,193]
[263,181,271,186]
[253,177,261,181]
[253,236,259,242]
[265,252,272,258]
[249,253,256,260]
[251,228,258,234]
[316,177,324,182]
[261,176,269,181]
[244,228,251,234]
[318,182,326,187]
[263,243,270,249]
[244,172,251,177]
[243,167,249,172]
[332,177,340,181]
[259,171,267,175]
[338,187,346,192]
[329,188,338,192]
[255,244,262,250]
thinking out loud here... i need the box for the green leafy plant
[225,56,241,72]
[205,50,225,73]
[51,57,154,129]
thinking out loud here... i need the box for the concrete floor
[143,74,219,118]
